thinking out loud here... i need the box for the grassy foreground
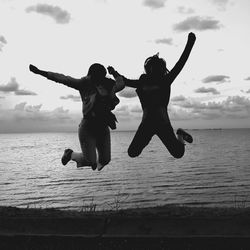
[1,205,250,249]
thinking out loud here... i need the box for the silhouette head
[87,63,107,85]
[144,53,169,77]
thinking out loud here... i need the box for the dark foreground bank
[1,205,250,250]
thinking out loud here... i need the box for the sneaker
[177,129,193,143]
[61,148,73,165]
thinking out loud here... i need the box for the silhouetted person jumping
[29,63,124,171]
[109,32,196,159]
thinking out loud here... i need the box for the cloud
[15,102,42,112]
[15,89,37,96]
[117,95,250,126]
[26,4,71,24]
[0,35,7,44]
[246,89,250,94]
[177,6,195,14]
[244,77,250,81]
[173,16,221,32]
[0,102,78,133]
[114,105,142,123]
[170,95,250,121]
[118,88,137,98]
[0,77,37,96]
[60,94,81,102]
[1,96,249,132]
[210,0,230,10]
[202,75,230,84]
[14,102,27,111]
[0,35,7,51]
[0,78,18,92]
[171,95,186,102]
[155,38,173,45]
[143,0,167,9]
[195,87,220,95]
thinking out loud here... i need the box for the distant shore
[1,127,250,134]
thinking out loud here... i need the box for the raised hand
[29,64,40,74]
[107,66,116,75]
[188,32,196,41]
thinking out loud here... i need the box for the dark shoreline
[1,205,250,249]
[1,204,250,218]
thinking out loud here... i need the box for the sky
[0,0,250,132]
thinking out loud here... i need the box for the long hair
[144,53,170,75]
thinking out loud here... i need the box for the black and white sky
[0,0,250,132]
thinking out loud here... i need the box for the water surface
[1,129,250,210]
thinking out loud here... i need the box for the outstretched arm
[122,77,139,88]
[107,66,125,93]
[108,66,139,89]
[168,32,196,84]
[29,64,81,90]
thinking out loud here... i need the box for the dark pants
[128,115,185,159]
[78,118,111,166]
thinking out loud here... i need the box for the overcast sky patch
[210,0,230,10]
[0,103,76,133]
[26,4,71,24]
[195,87,220,95]
[177,6,195,14]
[60,94,81,102]
[155,38,173,45]
[143,0,167,9]
[174,16,221,32]
[0,35,7,44]
[171,95,186,102]
[202,75,230,83]
[0,35,7,51]
[0,78,37,96]
[15,89,37,96]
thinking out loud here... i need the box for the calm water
[1,129,250,210]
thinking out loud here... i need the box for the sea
[1,129,250,211]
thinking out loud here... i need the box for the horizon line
[0,127,250,134]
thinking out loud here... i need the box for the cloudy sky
[0,0,250,132]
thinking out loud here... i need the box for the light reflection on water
[1,129,250,210]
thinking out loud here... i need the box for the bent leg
[128,121,154,158]
[96,126,111,171]
[156,122,185,159]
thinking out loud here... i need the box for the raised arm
[29,64,82,90]
[168,32,196,84]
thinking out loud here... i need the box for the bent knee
[173,152,184,159]
[128,148,141,158]
[172,149,185,159]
